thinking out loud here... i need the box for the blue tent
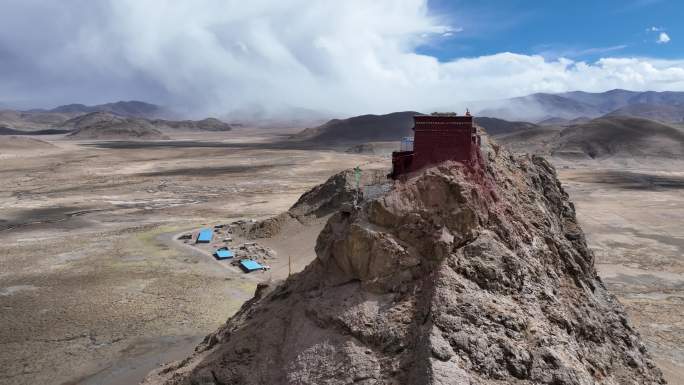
[196,228,213,243]
[214,248,234,260]
[239,259,264,273]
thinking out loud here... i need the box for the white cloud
[1,0,684,117]
[442,26,463,37]
[657,32,671,44]
[648,26,662,32]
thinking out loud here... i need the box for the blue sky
[420,0,679,62]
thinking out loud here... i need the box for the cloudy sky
[1,0,684,117]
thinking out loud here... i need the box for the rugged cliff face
[144,142,665,384]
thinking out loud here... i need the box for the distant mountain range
[497,116,684,159]
[0,100,170,131]
[293,111,418,144]
[294,113,538,144]
[29,100,167,118]
[294,109,684,160]
[62,112,233,140]
[478,89,684,123]
[0,101,233,138]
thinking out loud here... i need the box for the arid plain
[0,129,682,384]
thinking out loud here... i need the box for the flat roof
[239,259,263,272]
[215,249,234,259]
[197,228,213,242]
[414,115,472,123]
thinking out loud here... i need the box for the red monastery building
[390,112,481,179]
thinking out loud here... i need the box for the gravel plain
[0,130,681,384]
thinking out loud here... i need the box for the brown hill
[553,116,684,159]
[494,127,561,155]
[65,112,167,140]
[495,116,684,159]
[143,145,664,384]
[293,111,418,144]
[474,117,537,135]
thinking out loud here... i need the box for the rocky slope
[552,116,684,159]
[144,141,665,384]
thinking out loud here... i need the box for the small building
[239,259,264,273]
[196,228,213,243]
[214,248,234,260]
[390,112,481,179]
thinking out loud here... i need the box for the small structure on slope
[390,111,481,179]
[195,228,213,244]
[239,259,264,273]
[214,248,234,260]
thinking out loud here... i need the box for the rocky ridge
[244,167,390,238]
[143,138,665,384]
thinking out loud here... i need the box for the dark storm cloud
[0,1,167,109]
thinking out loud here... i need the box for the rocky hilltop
[144,140,665,384]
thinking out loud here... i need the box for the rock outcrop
[144,141,665,384]
[246,167,389,238]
